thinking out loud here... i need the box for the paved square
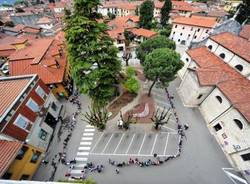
[90,131,179,157]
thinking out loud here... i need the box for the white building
[177,32,250,182]
[170,16,217,46]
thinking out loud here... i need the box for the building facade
[0,74,62,180]
[177,32,250,182]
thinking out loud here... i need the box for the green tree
[65,0,121,107]
[160,0,172,26]
[124,77,140,94]
[126,66,136,78]
[159,24,172,37]
[143,48,183,96]
[136,35,175,63]
[139,0,154,29]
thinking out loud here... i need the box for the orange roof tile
[0,77,31,116]
[173,16,217,28]
[108,15,139,29]
[23,26,41,34]
[0,140,23,177]
[188,46,250,122]
[9,39,67,84]
[130,28,158,38]
[240,25,250,41]
[210,32,250,63]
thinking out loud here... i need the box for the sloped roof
[239,25,250,41]
[9,39,67,84]
[210,32,250,63]
[0,140,23,177]
[130,28,158,38]
[173,16,217,28]
[187,46,250,122]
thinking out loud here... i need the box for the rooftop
[173,16,217,28]
[0,75,35,118]
[130,28,158,38]
[9,38,67,84]
[188,46,250,122]
[210,32,250,63]
[239,25,250,41]
[0,140,23,177]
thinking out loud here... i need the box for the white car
[1,62,9,75]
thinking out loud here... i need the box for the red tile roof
[130,28,158,38]
[173,16,217,28]
[188,46,250,122]
[9,39,67,84]
[240,25,250,41]
[0,140,23,177]
[0,77,31,116]
[210,32,250,63]
[108,15,139,29]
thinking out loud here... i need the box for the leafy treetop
[136,35,175,63]
[139,0,154,29]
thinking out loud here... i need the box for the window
[180,33,183,36]
[182,26,185,30]
[216,96,223,103]
[51,102,58,111]
[197,94,203,99]
[234,119,243,130]
[36,86,46,100]
[197,28,200,32]
[219,53,225,59]
[205,29,209,33]
[39,129,48,141]
[241,153,250,161]
[20,174,30,180]
[175,25,177,28]
[188,34,190,37]
[191,27,193,31]
[14,114,30,130]
[185,58,189,62]
[194,36,197,39]
[30,151,41,163]
[26,98,39,112]
[178,39,180,42]
[173,31,175,34]
[208,45,212,50]
[214,123,222,132]
[16,146,28,160]
[235,64,243,72]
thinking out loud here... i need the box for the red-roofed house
[177,32,250,181]
[0,74,62,180]
[170,15,217,46]
[130,28,158,43]
[240,25,250,41]
[8,37,70,98]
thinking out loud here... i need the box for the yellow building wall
[7,144,44,180]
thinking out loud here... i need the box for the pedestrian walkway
[70,124,95,176]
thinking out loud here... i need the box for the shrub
[126,66,136,78]
[124,77,140,94]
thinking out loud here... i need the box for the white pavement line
[101,134,114,153]
[78,147,91,151]
[83,132,94,136]
[90,152,171,157]
[84,129,95,132]
[176,134,181,155]
[80,142,92,146]
[126,134,135,154]
[114,133,125,154]
[70,170,83,174]
[81,137,93,141]
[75,164,86,168]
[162,125,177,132]
[75,157,88,161]
[163,133,170,155]
[150,134,158,155]
[86,125,94,128]
[138,133,146,154]
[90,132,104,153]
[77,152,89,156]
